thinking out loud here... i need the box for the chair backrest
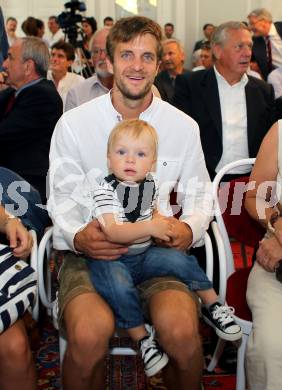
[213,158,264,279]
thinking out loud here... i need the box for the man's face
[108,33,159,101]
[248,16,269,37]
[3,41,27,89]
[162,42,184,73]
[200,48,213,68]
[91,30,111,77]
[48,18,59,34]
[50,49,72,74]
[204,25,215,40]
[6,19,17,34]
[104,19,114,28]
[164,25,174,39]
[214,29,252,81]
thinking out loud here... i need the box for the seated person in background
[5,16,17,46]
[164,22,174,39]
[0,37,63,202]
[193,23,215,52]
[0,167,50,238]
[82,17,97,57]
[174,21,276,180]
[87,119,242,377]
[47,15,64,47]
[192,43,213,71]
[48,41,84,109]
[65,27,113,111]
[154,38,186,104]
[103,16,114,28]
[245,119,282,390]
[0,203,36,390]
[268,66,282,98]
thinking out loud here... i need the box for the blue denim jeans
[87,246,212,329]
[0,167,49,237]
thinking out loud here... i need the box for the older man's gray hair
[21,37,50,77]
[248,8,272,22]
[162,38,184,54]
[211,21,249,47]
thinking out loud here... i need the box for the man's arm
[97,212,172,243]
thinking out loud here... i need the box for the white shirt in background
[214,66,249,174]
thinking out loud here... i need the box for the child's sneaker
[139,325,169,377]
[202,302,242,341]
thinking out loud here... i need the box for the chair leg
[236,333,248,390]
[59,334,67,367]
[207,338,226,372]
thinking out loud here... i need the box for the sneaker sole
[203,315,243,341]
[145,353,169,377]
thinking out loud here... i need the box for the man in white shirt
[174,21,276,180]
[5,17,17,46]
[47,15,64,47]
[48,16,212,390]
[47,40,84,109]
[65,27,113,111]
[248,8,282,80]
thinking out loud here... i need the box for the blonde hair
[107,119,158,159]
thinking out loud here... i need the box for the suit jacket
[0,79,63,190]
[252,21,282,80]
[154,69,189,104]
[173,68,276,178]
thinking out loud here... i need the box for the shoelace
[212,305,235,326]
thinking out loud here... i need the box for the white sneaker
[139,325,169,377]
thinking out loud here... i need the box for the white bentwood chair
[207,158,265,390]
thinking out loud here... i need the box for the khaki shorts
[58,252,199,330]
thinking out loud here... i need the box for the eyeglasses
[92,47,107,56]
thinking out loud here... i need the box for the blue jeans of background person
[0,167,49,238]
[87,246,212,329]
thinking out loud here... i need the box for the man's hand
[155,217,193,251]
[74,219,128,260]
[5,218,33,258]
[256,236,282,272]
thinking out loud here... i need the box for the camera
[58,0,86,47]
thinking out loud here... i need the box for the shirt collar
[106,90,158,122]
[268,23,277,37]
[214,65,248,88]
[15,77,43,97]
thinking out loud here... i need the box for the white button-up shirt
[214,66,249,174]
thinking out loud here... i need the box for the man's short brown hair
[106,16,163,63]
[51,41,75,61]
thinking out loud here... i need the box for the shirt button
[163,162,167,166]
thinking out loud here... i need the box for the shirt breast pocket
[156,158,180,187]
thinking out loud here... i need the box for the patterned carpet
[34,242,253,389]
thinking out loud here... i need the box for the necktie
[265,35,273,72]
[4,91,16,115]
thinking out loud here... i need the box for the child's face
[108,133,156,182]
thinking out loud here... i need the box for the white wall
[1,0,282,66]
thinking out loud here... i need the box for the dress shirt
[48,92,212,251]
[64,73,109,111]
[268,23,282,68]
[268,66,282,98]
[48,29,65,47]
[214,66,249,174]
[47,71,84,109]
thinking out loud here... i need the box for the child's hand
[151,217,173,241]
[5,218,33,258]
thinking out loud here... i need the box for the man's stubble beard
[115,76,153,101]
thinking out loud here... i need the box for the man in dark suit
[248,8,282,80]
[0,37,63,201]
[193,23,215,52]
[154,38,186,103]
[174,21,276,180]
